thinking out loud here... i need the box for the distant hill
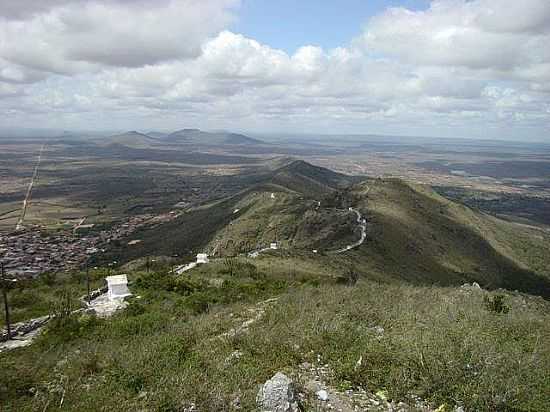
[99,129,265,149]
[146,131,169,139]
[163,129,264,146]
[103,131,158,148]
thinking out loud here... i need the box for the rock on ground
[257,372,300,412]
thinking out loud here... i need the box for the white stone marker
[106,274,132,300]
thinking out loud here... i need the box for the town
[0,212,179,279]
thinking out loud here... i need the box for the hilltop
[164,129,264,146]
[97,129,265,149]
[102,131,159,149]
[100,159,359,261]
[102,160,550,298]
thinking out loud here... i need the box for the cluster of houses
[0,212,181,279]
[0,231,100,278]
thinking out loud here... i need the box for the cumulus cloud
[361,0,550,74]
[0,0,549,138]
[0,0,238,74]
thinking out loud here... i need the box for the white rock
[316,390,329,401]
[354,355,363,371]
[256,372,300,412]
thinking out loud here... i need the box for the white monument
[106,274,132,300]
[196,253,209,264]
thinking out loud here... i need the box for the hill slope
[103,161,550,298]
[354,179,550,297]
[103,131,158,148]
[270,160,356,198]
[164,129,264,146]
[100,160,358,261]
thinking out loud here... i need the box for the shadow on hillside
[363,182,550,300]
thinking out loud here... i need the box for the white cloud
[0,0,549,139]
[361,0,550,74]
[0,0,238,74]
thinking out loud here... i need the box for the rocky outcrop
[79,286,108,305]
[0,315,50,342]
[257,372,300,412]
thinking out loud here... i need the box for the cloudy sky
[1,0,549,140]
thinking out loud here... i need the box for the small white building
[196,253,209,264]
[106,275,132,300]
[270,242,278,250]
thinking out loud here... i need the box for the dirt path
[215,297,279,340]
[16,144,45,231]
[331,208,367,254]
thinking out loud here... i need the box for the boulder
[256,372,300,412]
[316,390,329,401]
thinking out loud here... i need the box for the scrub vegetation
[1,260,549,411]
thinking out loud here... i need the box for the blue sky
[232,0,431,52]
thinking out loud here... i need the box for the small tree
[484,294,510,314]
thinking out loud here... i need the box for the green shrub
[79,352,103,376]
[124,301,147,317]
[484,294,510,314]
[40,272,57,286]
[9,290,43,307]
[134,271,204,295]
[46,313,100,343]
[184,292,213,314]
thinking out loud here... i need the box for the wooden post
[1,261,11,340]
[86,264,91,303]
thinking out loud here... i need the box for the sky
[233,0,431,53]
[0,0,549,140]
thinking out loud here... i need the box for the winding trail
[16,144,45,231]
[175,185,371,271]
[330,208,367,254]
[174,261,198,274]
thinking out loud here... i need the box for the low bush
[484,294,510,314]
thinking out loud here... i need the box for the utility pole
[86,264,91,303]
[1,261,11,340]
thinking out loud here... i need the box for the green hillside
[270,159,357,198]
[102,160,358,262]
[3,163,550,412]
[100,161,550,298]
[354,178,550,297]
[2,257,549,411]
[206,188,357,256]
